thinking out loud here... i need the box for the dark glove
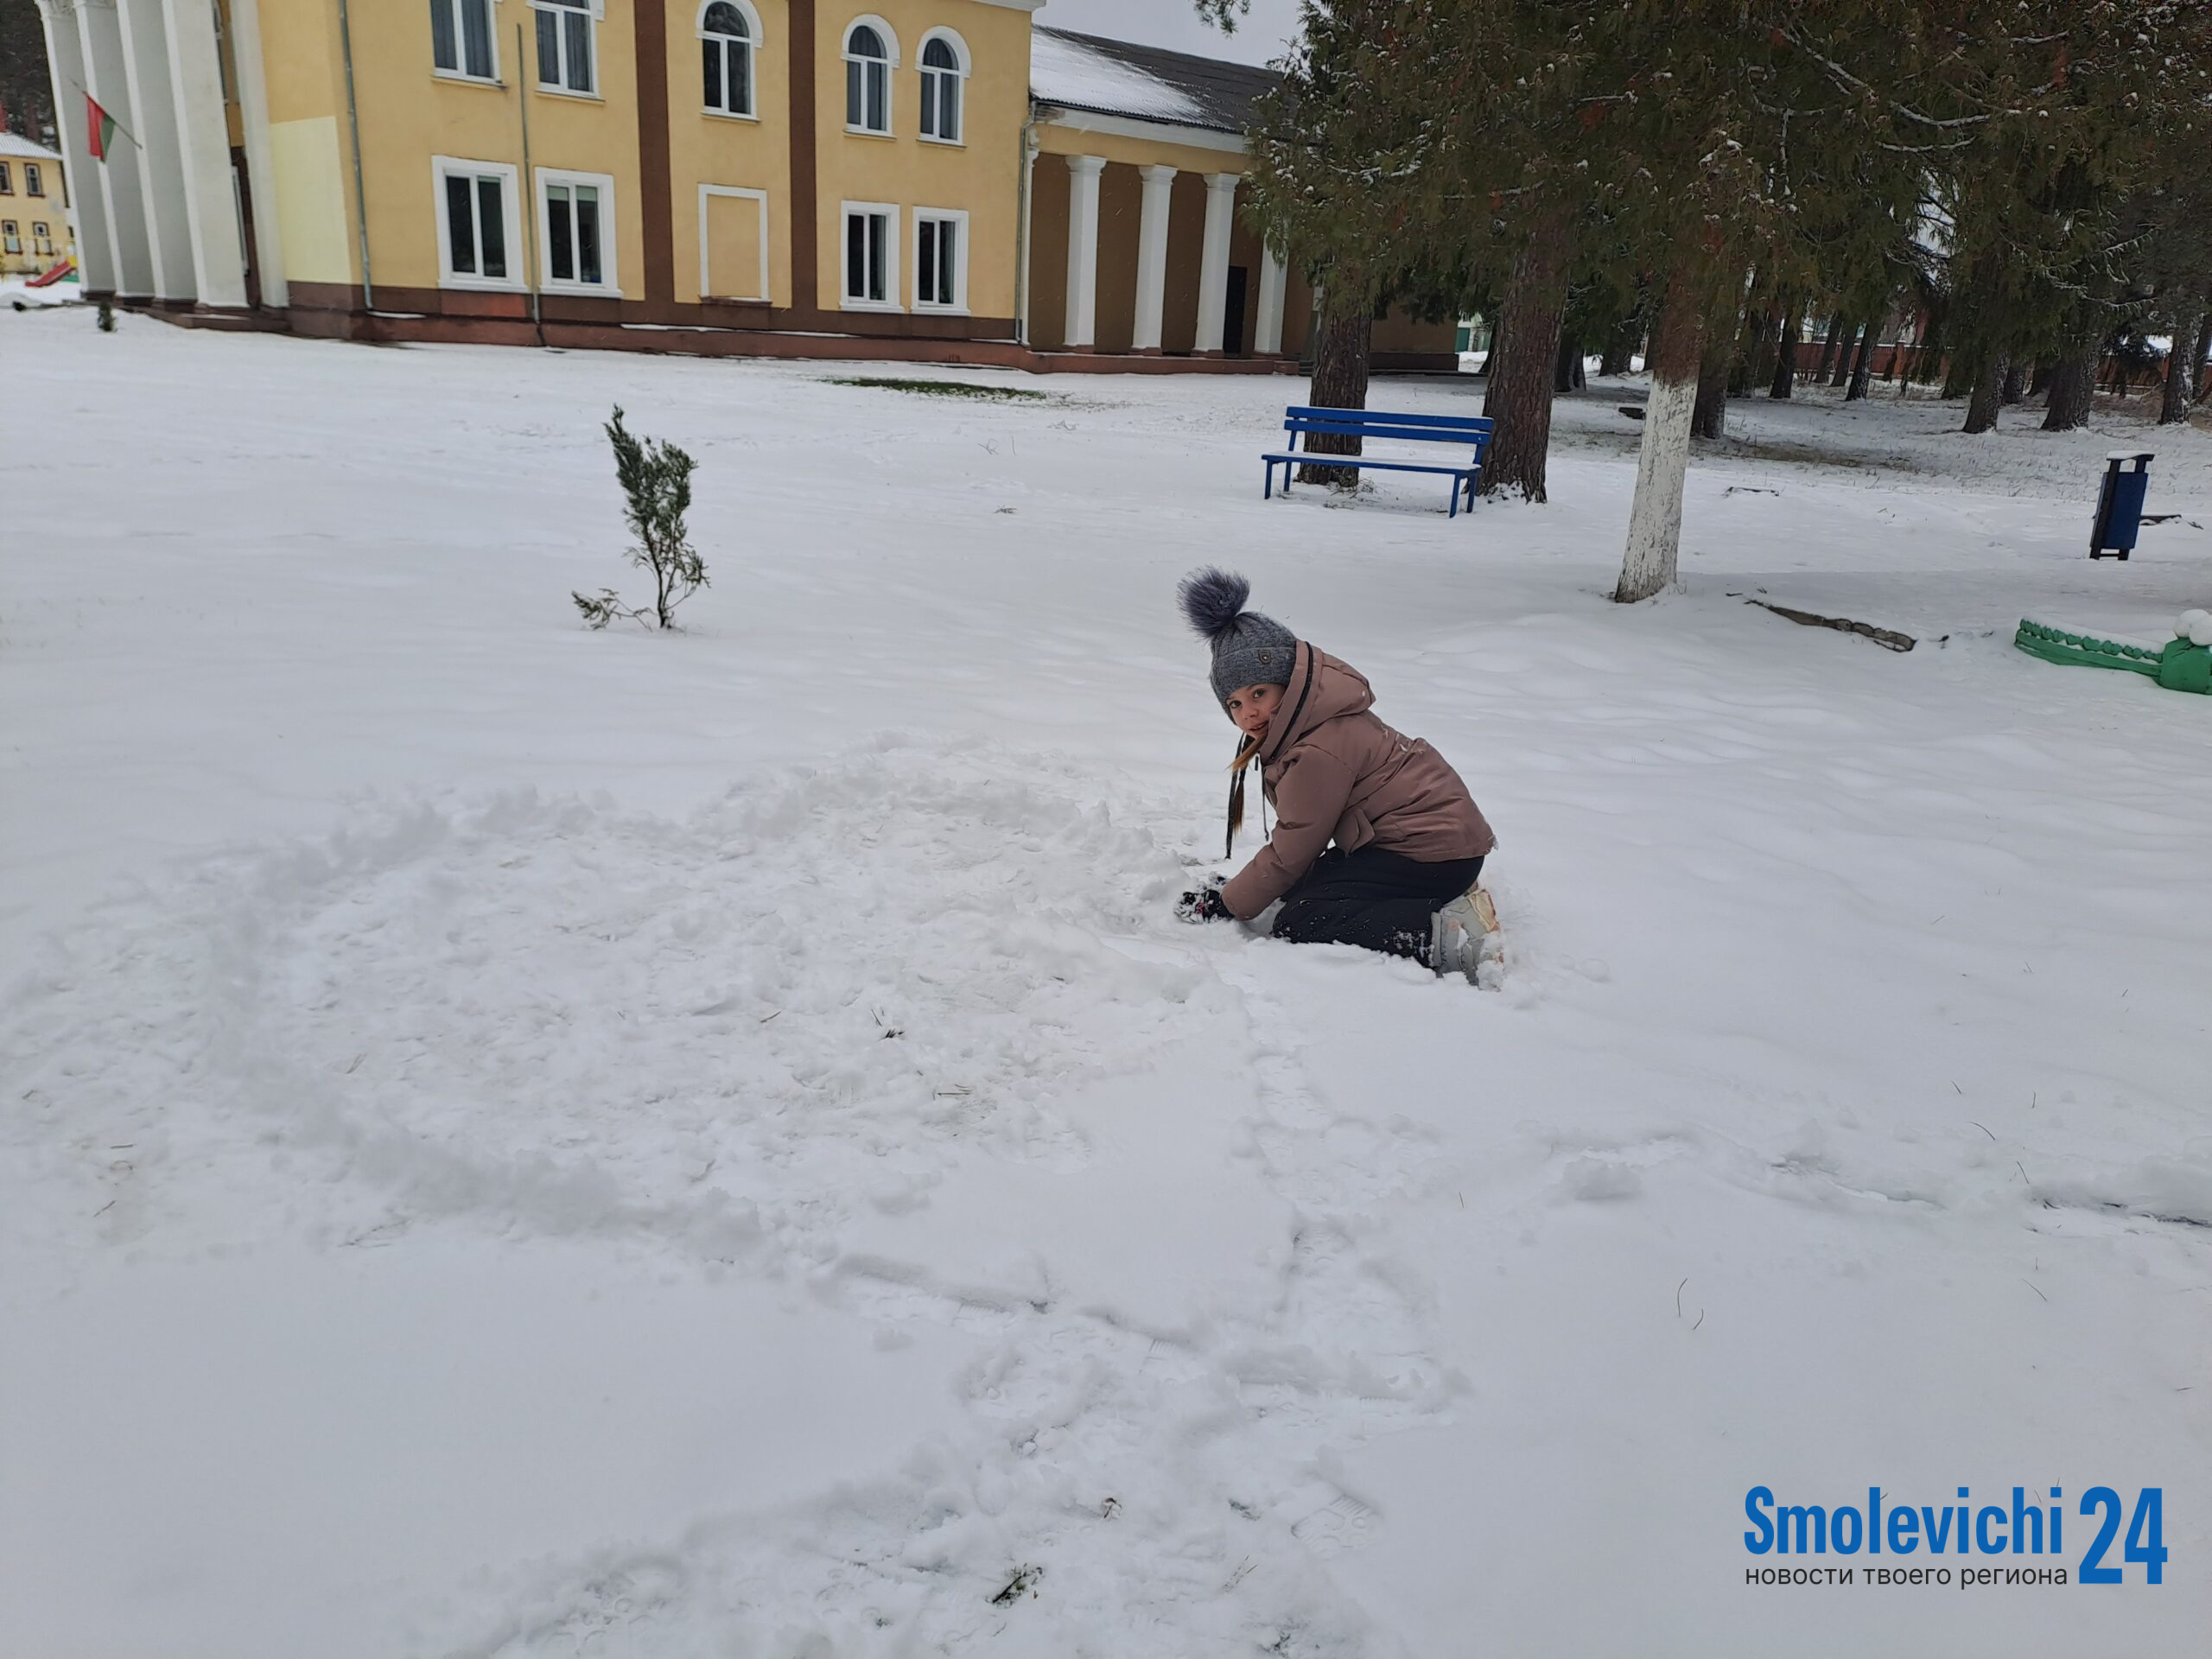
[1175,879,1232,924]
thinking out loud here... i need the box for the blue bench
[1263,405,1496,518]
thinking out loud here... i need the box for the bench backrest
[1283,405,1494,449]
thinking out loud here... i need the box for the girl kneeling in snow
[1173,569,1498,979]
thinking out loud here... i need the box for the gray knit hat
[1178,568,1299,709]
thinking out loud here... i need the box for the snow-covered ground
[3,308,2209,1657]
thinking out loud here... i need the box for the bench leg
[1264,461,1273,500]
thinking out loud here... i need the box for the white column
[35,0,116,293]
[79,0,156,297]
[1255,244,1287,356]
[117,0,195,301]
[161,0,248,308]
[1130,164,1175,353]
[227,0,286,306]
[1194,171,1239,355]
[1061,154,1104,350]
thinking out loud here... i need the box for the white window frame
[531,0,601,99]
[842,16,898,137]
[23,163,43,198]
[2,222,18,256]
[537,166,618,294]
[32,220,51,252]
[431,155,524,291]
[917,29,969,146]
[912,207,968,314]
[0,162,12,194]
[429,0,500,85]
[840,200,900,312]
[698,0,762,120]
[698,184,770,302]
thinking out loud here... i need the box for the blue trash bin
[2091,450,2153,560]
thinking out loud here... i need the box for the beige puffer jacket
[1219,641,1496,920]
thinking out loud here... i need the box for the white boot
[1428,885,1500,982]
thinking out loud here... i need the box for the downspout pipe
[335,0,372,315]
[516,22,544,346]
[1014,109,1037,347]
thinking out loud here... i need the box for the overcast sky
[1037,0,1305,66]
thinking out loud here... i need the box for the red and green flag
[86,93,118,162]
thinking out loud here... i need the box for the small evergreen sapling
[96,298,116,333]
[574,405,708,630]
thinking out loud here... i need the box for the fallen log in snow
[1746,599,1916,653]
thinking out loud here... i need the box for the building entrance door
[1223,266,1249,356]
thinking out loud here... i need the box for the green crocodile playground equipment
[2013,613,2212,696]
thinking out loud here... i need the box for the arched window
[701,1,760,118]
[918,32,968,143]
[842,19,895,135]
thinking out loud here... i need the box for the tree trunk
[1845,322,1876,401]
[1749,302,1783,393]
[2193,312,2212,403]
[1691,332,1730,439]
[1298,294,1372,486]
[1599,308,1643,377]
[1728,305,1767,397]
[2158,318,2200,423]
[2042,340,2099,431]
[1554,328,1584,392]
[1480,207,1573,502]
[1815,315,1846,383]
[1814,316,1849,385]
[1830,321,1862,388]
[1615,271,1706,604]
[1768,300,1802,397]
[2000,361,2027,405]
[1961,345,2004,434]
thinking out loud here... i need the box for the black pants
[1270,846,1486,963]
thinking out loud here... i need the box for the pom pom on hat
[1179,567,1253,641]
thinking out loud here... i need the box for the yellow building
[33,0,1452,370]
[0,131,75,279]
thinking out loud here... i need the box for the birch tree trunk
[1615,276,1705,605]
[1480,207,1573,502]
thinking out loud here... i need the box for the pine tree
[1240,2,1478,487]
[575,406,707,630]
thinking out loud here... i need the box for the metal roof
[0,132,64,162]
[1030,25,1277,137]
